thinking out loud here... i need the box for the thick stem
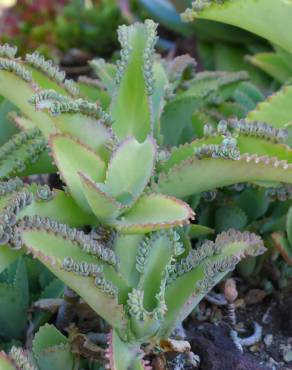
[106,330,145,370]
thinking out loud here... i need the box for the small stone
[283,350,292,363]
[235,322,244,331]
[249,344,260,353]
[264,334,273,347]
[245,289,267,305]
[235,298,245,308]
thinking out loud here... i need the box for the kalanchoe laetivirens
[0,17,291,369]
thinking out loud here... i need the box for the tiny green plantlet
[0,18,292,369]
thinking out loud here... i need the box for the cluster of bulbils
[25,51,78,96]
[169,229,265,292]
[197,118,289,162]
[0,128,46,174]
[204,119,289,143]
[182,0,227,21]
[29,89,112,123]
[62,256,118,297]
[0,186,33,247]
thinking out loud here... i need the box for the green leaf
[186,70,248,101]
[114,234,143,288]
[188,224,214,239]
[33,324,69,355]
[79,173,124,222]
[52,113,112,160]
[247,52,292,83]
[248,86,292,128]
[157,155,292,198]
[49,135,106,212]
[89,59,116,95]
[0,100,19,146]
[20,188,95,227]
[111,20,157,141]
[212,43,270,88]
[137,231,177,312]
[287,206,292,246]
[0,69,55,136]
[33,324,74,370]
[0,283,27,338]
[78,80,111,108]
[80,137,156,221]
[110,193,194,233]
[20,149,56,177]
[161,230,265,336]
[152,61,168,139]
[236,188,269,222]
[161,97,199,146]
[13,257,29,308]
[215,206,247,233]
[36,345,74,370]
[0,246,23,274]
[104,137,156,205]
[20,227,128,332]
[0,128,47,180]
[185,0,292,54]
[160,133,292,174]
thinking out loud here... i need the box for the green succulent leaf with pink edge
[181,0,292,54]
[49,133,194,233]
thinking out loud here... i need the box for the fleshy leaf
[0,100,19,146]
[188,224,214,239]
[89,59,116,95]
[215,206,247,233]
[111,20,158,141]
[236,188,269,222]
[161,229,266,336]
[114,234,143,288]
[0,68,55,136]
[247,52,292,83]
[20,188,95,227]
[157,155,292,198]
[0,246,23,274]
[19,223,128,332]
[287,206,292,246]
[137,231,181,312]
[0,283,28,338]
[49,135,106,212]
[33,324,69,355]
[247,86,292,128]
[53,113,112,160]
[104,137,156,205]
[160,134,292,173]
[110,193,194,233]
[183,0,292,54]
[33,324,74,370]
[161,97,199,146]
[79,173,124,222]
[0,128,47,180]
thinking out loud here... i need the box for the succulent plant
[0,18,291,368]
